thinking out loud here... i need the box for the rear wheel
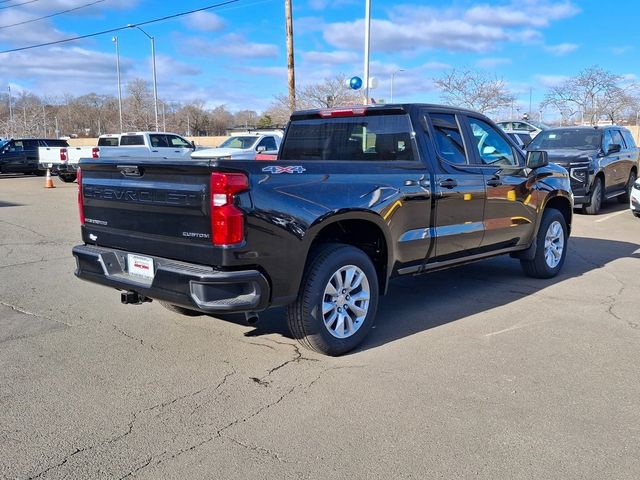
[32,170,46,177]
[582,176,603,215]
[618,170,636,203]
[287,243,379,356]
[159,301,202,316]
[521,208,568,279]
[58,173,77,183]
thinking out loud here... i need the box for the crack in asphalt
[112,325,160,351]
[0,219,47,238]
[0,301,74,327]
[0,256,69,270]
[118,456,152,480]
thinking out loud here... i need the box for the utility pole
[285,0,295,113]
[363,0,371,105]
[112,36,124,133]
[129,25,159,132]
[42,104,46,136]
[529,87,532,117]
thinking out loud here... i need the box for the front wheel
[582,177,603,215]
[520,208,568,279]
[287,244,379,356]
[58,173,77,183]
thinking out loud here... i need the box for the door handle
[486,176,502,187]
[152,150,158,153]
[438,179,458,189]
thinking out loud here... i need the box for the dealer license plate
[127,254,154,280]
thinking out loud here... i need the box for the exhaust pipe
[121,290,151,305]
[245,311,259,324]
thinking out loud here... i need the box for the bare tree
[263,74,361,126]
[434,68,515,114]
[542,66,635,124]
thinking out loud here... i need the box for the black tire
[32,170,46,177]
[159,301,202,316]
[582,176,603,215]
[618,170,636,203]
[58,173,77,183]
[520,208,568,279]
[286,243,379,356]
[633,211,640,218]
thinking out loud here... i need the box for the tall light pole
[390,69,404,103]
[8,84,13,137]
[129,24,159,132]
[112,36,124,133]
[363,0,371,105]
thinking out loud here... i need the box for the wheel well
[545,196,572,234]
[309,220,388,293]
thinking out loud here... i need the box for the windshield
[218,136,258,149]
[529,129,602,151]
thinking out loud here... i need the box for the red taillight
[77,168,85,226]
[319,107,367,118]
[92,147,100,159]
[210,172,249,245]
[60,148,67,161]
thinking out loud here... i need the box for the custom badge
[262,166,306,174]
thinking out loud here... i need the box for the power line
[0,0,105,30]
[0,0,40,10]
[0,0,240,54]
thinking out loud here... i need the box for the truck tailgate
[79,158,221,264]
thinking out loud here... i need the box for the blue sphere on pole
[349,76,363,90]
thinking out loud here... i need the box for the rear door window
[429,113,468,165]
[257,136,277,151]
[621,129,637,149]
[280,114,417,161]
[149,134,169,148]
[166,135,191,148]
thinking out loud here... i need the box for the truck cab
[1,138,68,175]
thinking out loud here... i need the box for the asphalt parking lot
[1,174,639,480]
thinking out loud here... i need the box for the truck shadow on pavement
[240,235,640,354]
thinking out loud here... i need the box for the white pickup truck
[39,132,198,183]
[191,131,282,161]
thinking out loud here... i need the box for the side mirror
[191,141,196,150]
[607,143,621,155]
[526,150,549,169]
[256,145,267,153]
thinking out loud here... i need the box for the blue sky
[0,0,636,115]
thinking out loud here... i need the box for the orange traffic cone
[44,169,55,189]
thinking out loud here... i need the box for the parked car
[497,120,549,139]
[73,103,572,355]
[192,132,282,161]
[527,126,639,214]
[39,132,198,183]
[0,138,68,175]
[630,177,640,217]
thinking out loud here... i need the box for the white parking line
[594,210,629,223]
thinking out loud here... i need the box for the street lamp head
[111,36,117,42]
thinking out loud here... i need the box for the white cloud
[611,45,633,55]
[301,50,359,65]
[476,57,512,68]
[308,0,357,10]
[180,34,279,58]
[238,66,287,78]
[535,74,569,88]
[323,1,579,54]
[421,61,452,71]
[184,11,225,32]
[544,43,579,56]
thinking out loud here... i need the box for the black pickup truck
[73,104,573,355]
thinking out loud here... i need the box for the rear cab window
[98,137,120,147]
[119,135,145,146]
[280,110,418,162]
[621,129,637,149]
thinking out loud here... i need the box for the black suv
[0,138,69,176]
[527,126,639,214]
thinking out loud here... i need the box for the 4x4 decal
[262,165,306,174]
